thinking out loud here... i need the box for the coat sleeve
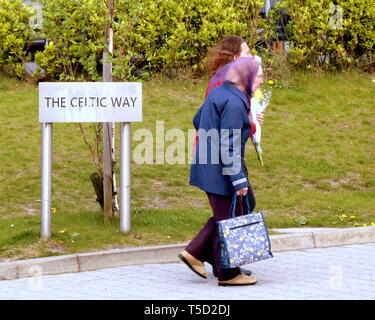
[193,105,203,130]
[219,100,249,191]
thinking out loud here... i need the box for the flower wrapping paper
[217,211,273,268]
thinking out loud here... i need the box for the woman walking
[192,36,264,277]
[179,57,264,286]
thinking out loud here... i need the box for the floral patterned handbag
[217,195,273,268]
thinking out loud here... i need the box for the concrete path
[1,242,374,300]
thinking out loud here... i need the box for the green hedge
[0,0,35,78]
[34,0,106,80]
[0,0,373,80]
[279,0,375,70]
[35,0,255,80]
[112,0,249,79]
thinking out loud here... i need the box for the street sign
[39,82,142,123]
[39,82,142,238]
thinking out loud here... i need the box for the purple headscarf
[207,57,260,99]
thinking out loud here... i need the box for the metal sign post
[40,122,52,239]
[39,82,142,239]
[120,122,131,232]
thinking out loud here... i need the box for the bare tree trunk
[102,0,115,220]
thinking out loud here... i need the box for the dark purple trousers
[185,192,245,281]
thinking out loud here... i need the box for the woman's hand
[236,187,248,196]
[256,112,264,126]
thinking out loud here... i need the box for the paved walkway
[1,242,374,300]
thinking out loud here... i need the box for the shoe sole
[214,270,251,278]
[178,254,207,279]
[218,281,257,286]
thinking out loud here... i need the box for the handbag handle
[228,194,237,219]
[228,194,252,219]
[243,195,252,215]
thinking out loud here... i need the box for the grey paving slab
[1,226,374,283]
[1,242,375,300]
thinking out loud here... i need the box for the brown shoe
[178,250,207,279]
[218,274,257,286]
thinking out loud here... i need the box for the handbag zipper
[229,221,260,230]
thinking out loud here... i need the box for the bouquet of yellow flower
[250,87,272,166]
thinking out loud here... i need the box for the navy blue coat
[190,81,252,196]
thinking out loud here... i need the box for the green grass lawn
[0,70,374,261]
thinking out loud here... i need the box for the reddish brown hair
[206,36,245,75]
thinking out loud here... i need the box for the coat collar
[222,81,250,111]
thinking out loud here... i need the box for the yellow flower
[350,215,356,219]
[267,80,274,85]
[52,207,57,214]
[371,222,375,226]
[362,224,368,227]
[59,229,67,234]
[354,223,360,227]
[341,214,347,219]
[253,89,263,101]
[233,244,239,249]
